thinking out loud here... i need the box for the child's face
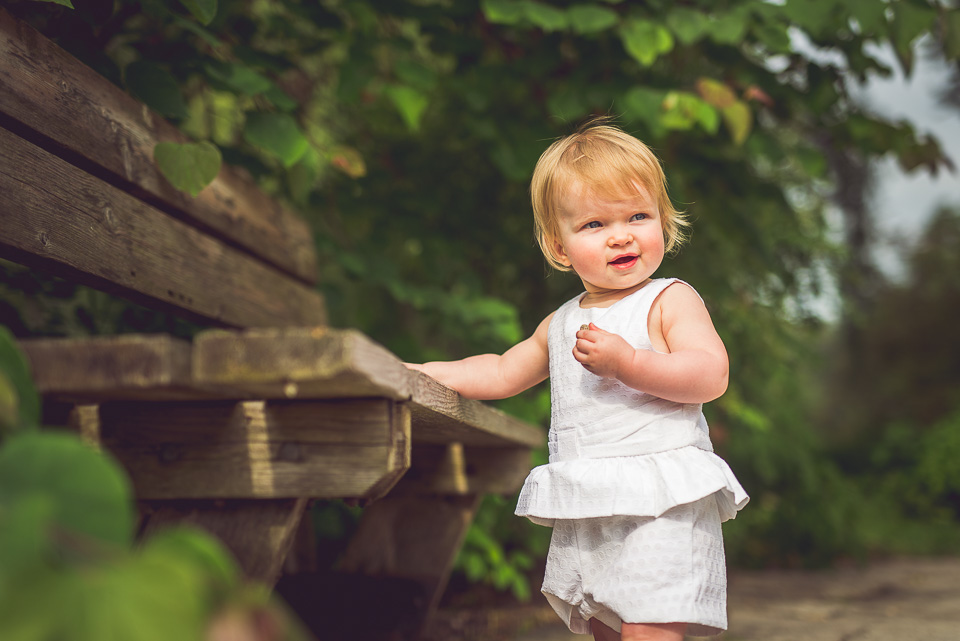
[552,182,665,294]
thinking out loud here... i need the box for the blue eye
[583,221,602,229]
[630,213,648,222]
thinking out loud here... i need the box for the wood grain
[193,327,413,401]
[0,125,327,328]
[98,399,411,499]
[18,335,220,401]
[0,9,316,284]
[409,372,545,448]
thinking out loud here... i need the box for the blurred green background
[2,0,960,613]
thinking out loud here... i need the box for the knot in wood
[159,444,182,463]
[277,442,302,462]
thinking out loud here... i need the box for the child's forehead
[559,178,656,208]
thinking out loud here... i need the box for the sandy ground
[429,557,960,641]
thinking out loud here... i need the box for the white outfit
[515,278,749,636]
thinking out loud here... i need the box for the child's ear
[552,238,572,267]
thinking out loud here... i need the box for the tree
[6,0,959,576]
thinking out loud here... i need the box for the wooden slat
[138,497,309,585]
[192,327,413,401]
[401,443,532,496]
[409,372,545,448]
[19,335,222,401]
[0,125,327,328]
[0,9,316,284]
[96,399,410,499]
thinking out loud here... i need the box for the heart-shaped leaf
[154,141,222,197]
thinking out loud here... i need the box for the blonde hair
[531,119,688,271]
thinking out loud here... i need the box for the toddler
[408,121,748,641]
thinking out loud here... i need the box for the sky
[850,38,960,277]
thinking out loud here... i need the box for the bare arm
[572,284,728,403]
[406,313,553,400]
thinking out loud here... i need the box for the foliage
[6,0,959,598]
[823,208,960,444]
[803,208,960,559]
[0,327,311,641]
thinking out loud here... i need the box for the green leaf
[288,147,321,204]
[722,100,752,145]
[0,326,39,433]
[205,61,273,96]
[845,0,887,36]
[696,77,737,109]
[0,431,135,548]
[31,0,74,7]
[394,60,438,91]
[706,9,749,45]
[264,85,298,112]
[752,21,791,53]
[619,18,674,67]
[0,373,17,433]
[661,92,718,134]
[72,552,207,640]
[141,528,239,592]
[180,0,217,25]
[124,61,188,120]
[888,3,936,76]
[944,10,960,59]
[243,112,309,167]
[779,0,833,38]
[482,0,525,24]
[154,141,222,197]
[567,5,618,34]
[522,1,568,32]
[383,84,429,132]
[665,7,710,45]
[0,494,55,592]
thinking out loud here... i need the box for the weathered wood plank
[401,443,532,496]
[337,494,481,640]
[0,9,316,284]
[195,328,546,448]
[0,125,327,328]
[409,372,545,448]
[96,399,410,499]
[193,327,413,401]
[138,497,309,585]
[18,335,224,401]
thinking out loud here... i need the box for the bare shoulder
[656,281,708,317]
[650,281,719,352]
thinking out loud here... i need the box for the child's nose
[607,229,633,246]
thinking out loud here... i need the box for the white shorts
[540,496,727,637]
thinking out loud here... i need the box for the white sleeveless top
[515,278,749,526]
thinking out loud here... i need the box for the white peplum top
[515,278,749,527]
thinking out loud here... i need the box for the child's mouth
[610,254,638,268]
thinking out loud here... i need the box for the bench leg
[277,493,480,641]
[138,497,309,586]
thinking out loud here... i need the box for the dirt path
[429,557,960,641]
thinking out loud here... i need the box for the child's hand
[573,323,634,379]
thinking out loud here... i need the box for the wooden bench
[0,9,543,639]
